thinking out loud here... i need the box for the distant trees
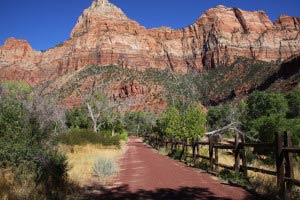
[155,104,207,140]
[124,111,156,136]
[206,89,300,146]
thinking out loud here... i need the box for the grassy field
[59,143,124,187]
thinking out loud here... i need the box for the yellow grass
[59,144,124,186]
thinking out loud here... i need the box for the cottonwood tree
[77,79,122,133]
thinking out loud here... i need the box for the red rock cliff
[1,0,300,85]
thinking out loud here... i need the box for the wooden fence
[144,131,300,198]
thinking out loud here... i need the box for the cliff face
[0,0,300,86]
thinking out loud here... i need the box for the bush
[93,157,119,179]
[66,107,91,129]
[219,169,248,185]
[286,88,300,118]
[247,91,288,119]
[207,105,231,130]
[57,129,121,146]
[124,111,156,135]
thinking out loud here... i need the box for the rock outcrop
[0,0,300,86]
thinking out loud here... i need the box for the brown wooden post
[275,132,285,199]
[240,134,248,177]
[215,146,219,171]
[196,137,199,156]
[192,138,195,164]
[234,133,240,172]
[209,135,214,171]
[284,131,294,193]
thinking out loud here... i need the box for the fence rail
[144,131,300,198]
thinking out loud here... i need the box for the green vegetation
[56,58,280,110]
[56,129,124,146]
[153,104,207,140]
[244,90,300,146]
[0,81,129,199]
[0,82,68,199]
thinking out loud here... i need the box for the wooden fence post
[240,134,248,177]
[234,133,240,172]
[209,136,214,171]
[275,132,285,199]
[192,138,196,165]
[284,131,294,193]
[215,145,219,171]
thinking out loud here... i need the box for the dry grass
[217,149,300,196]
[59,144,124,186]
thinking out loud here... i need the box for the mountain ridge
[0,0,300,111]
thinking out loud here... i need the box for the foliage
[124,111,156,135]
[247,115,286,143]
[66,107,92,129]
[247,91,288,119]
[164,106,182,139]
[207,105,231,130]
[182,106,206,139]
[219,169,248,185]
[285,88,300,118]
[93,157,119,179]
[283,118,300,146]
[57,129,121,146]
[153,105,206,140]
[0,82,68,199]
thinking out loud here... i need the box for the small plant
[219,169,248,185]
[158,147,169,155]
[171,149,183,160]
[93,157,119,180]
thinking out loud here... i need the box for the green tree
[66,107,91,129]
[0,82,68,199]
[183,107,206,139]
[165,106,182,139]
[124,112,156,135]
[285,88,300,118]
[207,105,231,130]
[247,91,288,119]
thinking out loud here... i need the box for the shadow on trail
[82,184,258,200]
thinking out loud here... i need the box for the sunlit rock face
[0,0,300,86]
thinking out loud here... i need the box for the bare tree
[77,79,121,133]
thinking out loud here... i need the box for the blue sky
[1,0,299,51]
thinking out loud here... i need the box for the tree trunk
[86,103,97,132]
[112,127,115,136]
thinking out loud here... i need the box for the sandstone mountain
[0,0,300,111]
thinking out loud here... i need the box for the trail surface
[88,137,261,200]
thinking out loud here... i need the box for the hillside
[0,0,300,110]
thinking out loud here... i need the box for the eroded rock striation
[1,0,300,86]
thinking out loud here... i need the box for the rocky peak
[274,14,300,30]
[89,0,126,18]
[196,6,273,33]
[2,37,33,51]
[71,0,128,38]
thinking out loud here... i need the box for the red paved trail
[90,137,263,200]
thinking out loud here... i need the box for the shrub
[247,91,288,119]
[124,111,156,135]
[219,169,248,185]
[183,106,206,139]
[207,105,231,130]
[285,88,300,118]
[57,129,121,146]
[66,107,91,129]
[93,157,119,179]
